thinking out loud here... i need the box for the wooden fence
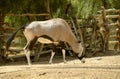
[1,6,120,62]
[97,7,120,51]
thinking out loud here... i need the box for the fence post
[0,13,5,62]
[101,6,109,52]
[118,10,120,50]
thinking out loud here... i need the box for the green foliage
[4,16,28,27]
[112,0,120,9]
[0,0,120,27]
[50,0,68,18]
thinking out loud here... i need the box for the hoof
[49,61,53,64]
[63,60,67,64]
[81,58,85,63]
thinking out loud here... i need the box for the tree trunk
[0,13,5,62]
[102,0,108,8]
[101,7,109,52]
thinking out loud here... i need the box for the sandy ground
[0,54,120,79]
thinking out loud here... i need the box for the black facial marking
[75,53,85,63]
[28,37,38,50]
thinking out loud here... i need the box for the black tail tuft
[6,24,29,51]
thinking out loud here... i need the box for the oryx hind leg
[23,29,38,66]
[24,41,32,66]
[24,48,31,66]
[24,37,37,66]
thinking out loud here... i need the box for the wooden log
[0,27,15,32]
[105,9,120,13]
[106,15,119,19]
[7,53,33,59]
[7,50,52,59]
[109,35,120,38]
[34,44,44,62]
[109,41,119,43]
[86,48,102,51]
[98,8,120,13]
[7,49,23,54]
[6,13,50,17]
[0,34,24,37]
[109,30,119,34]
[108,22,119,26]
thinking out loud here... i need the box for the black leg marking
[28,37,38,51]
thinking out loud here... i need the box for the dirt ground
[0,52,120,79]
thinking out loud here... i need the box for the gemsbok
[6,18,85,66]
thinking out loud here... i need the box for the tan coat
[24,18,83,55]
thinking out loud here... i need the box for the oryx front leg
[62,49,66,63]
[49,50,55,64]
